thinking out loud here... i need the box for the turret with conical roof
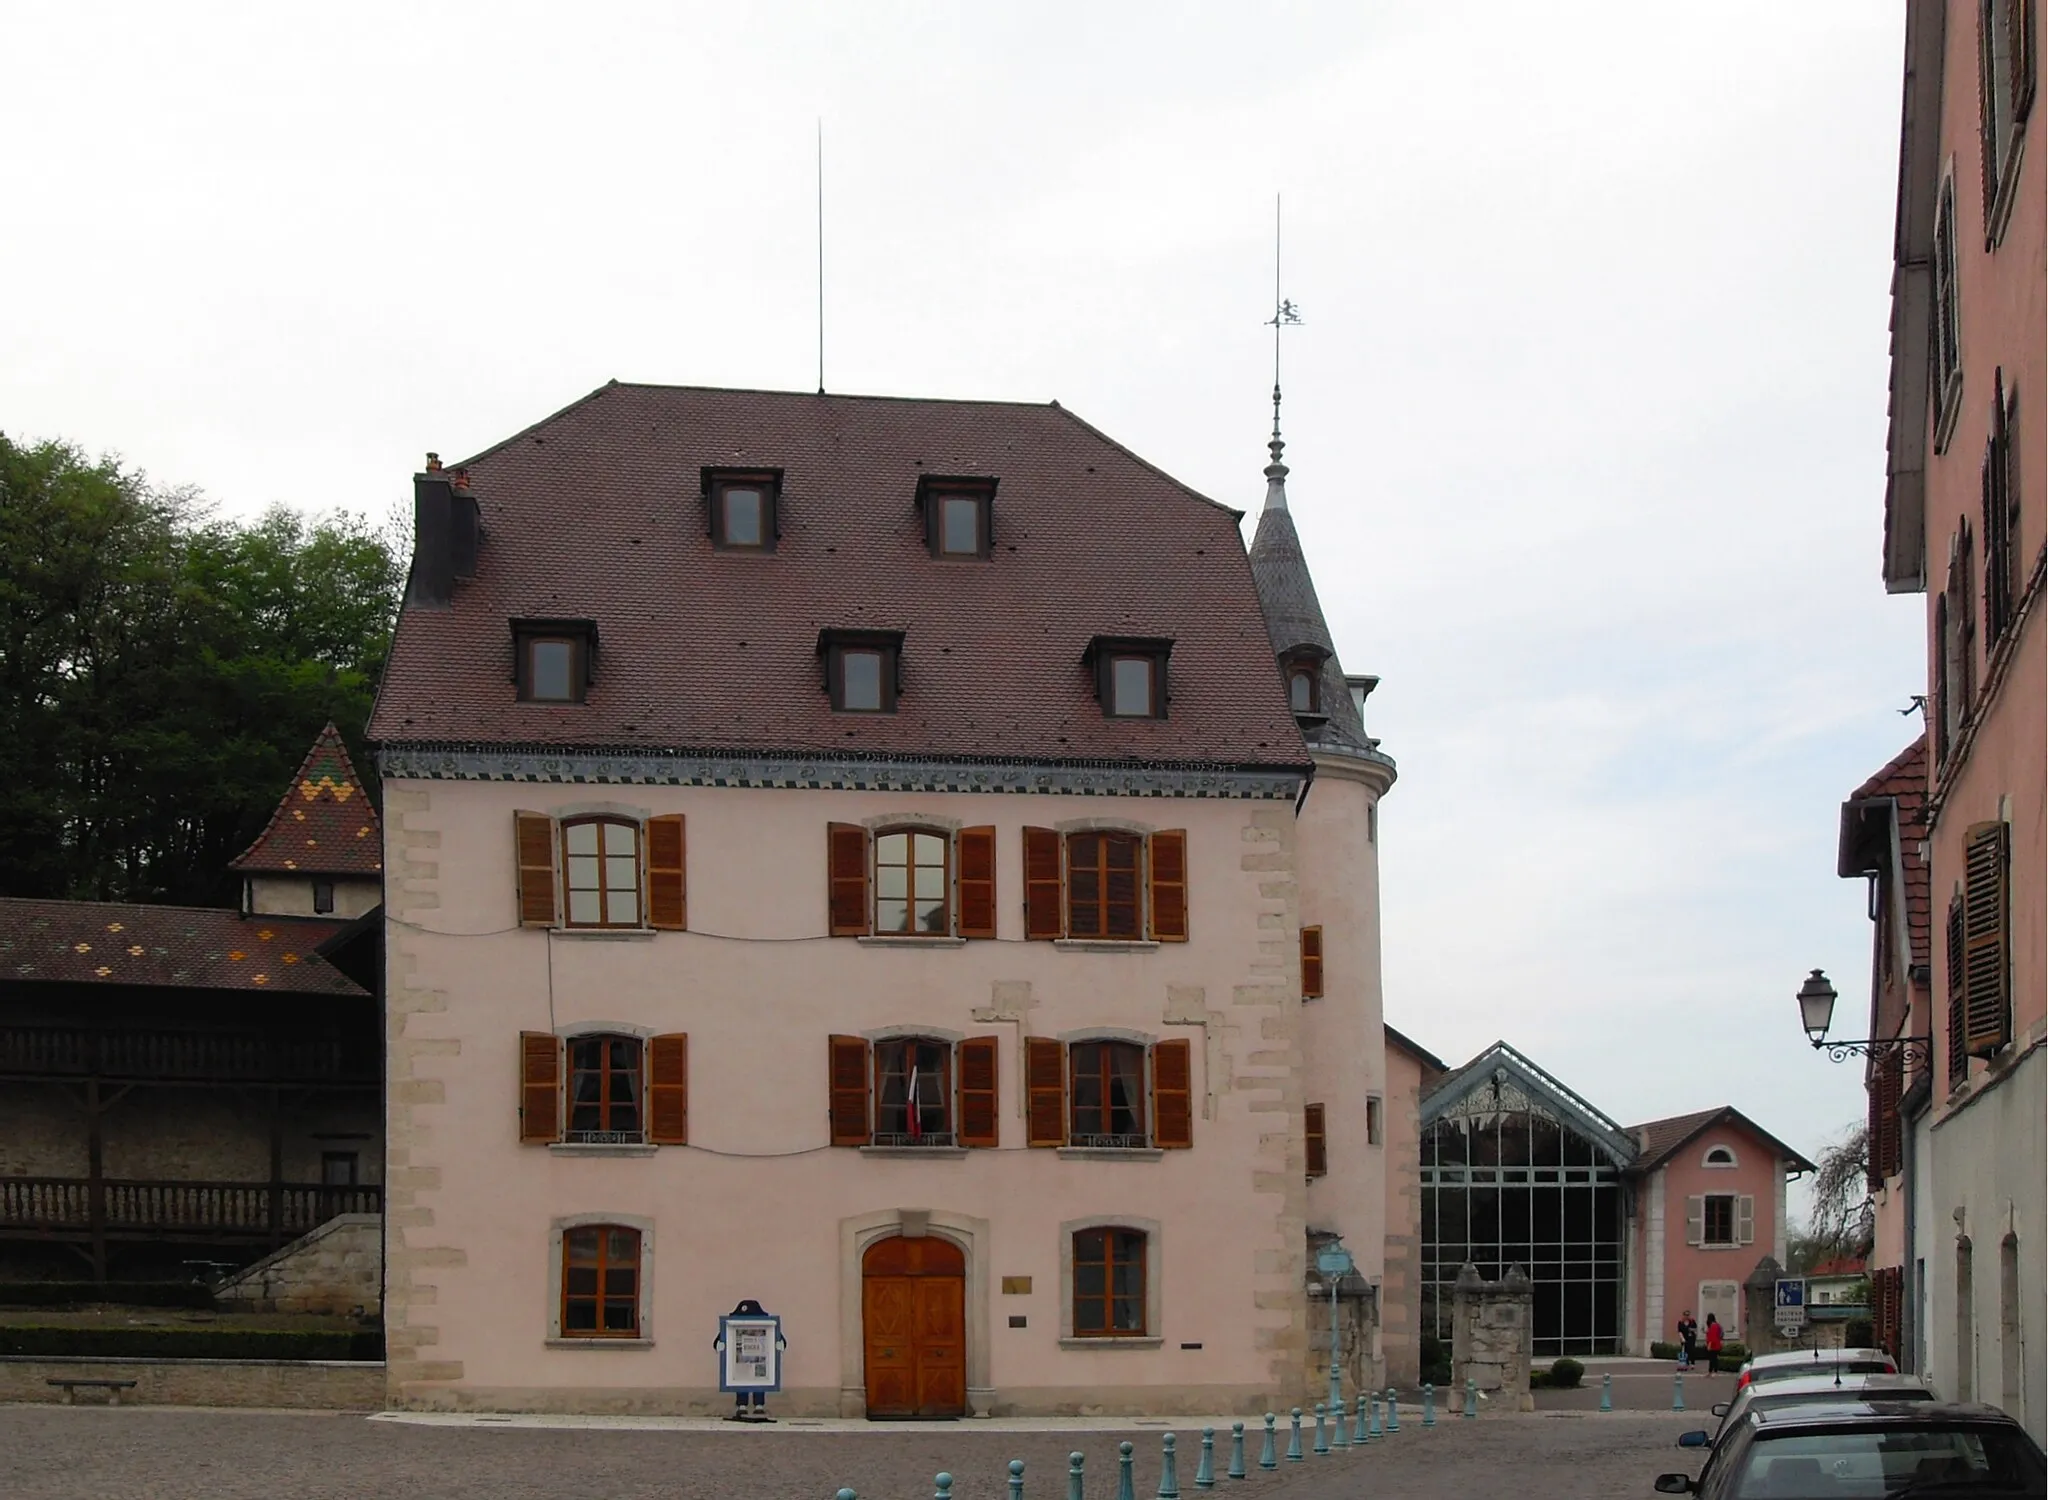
[231,723,383,919]
[1247,428,1384,764]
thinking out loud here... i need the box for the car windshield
[1729,1425,2046,1497]
[1716,1389,1934,1447]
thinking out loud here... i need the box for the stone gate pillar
[1450,1263,1534,1411]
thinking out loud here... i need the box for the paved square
[0,1405,1702,1499]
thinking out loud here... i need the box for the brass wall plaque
[1001,1276,1033,1295]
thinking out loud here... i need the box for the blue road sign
[1775,1279,1807,1312]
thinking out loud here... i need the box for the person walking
[1677,1310,1699,1370]
[1704,1313,1725,1375]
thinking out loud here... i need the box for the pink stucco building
[367,385,1396,1415]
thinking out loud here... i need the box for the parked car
[1671,1375,1937,1495]
[1654,1401,2045,1498]
[1733,1346,1898,1393]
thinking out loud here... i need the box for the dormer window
[704,468,782,551]
[513,619,597,704]
[819,629,904,713]
[1084,636,1172,720]
[1278,646,1331,725]
[917,476,996,560]
[1345,674,1379,732]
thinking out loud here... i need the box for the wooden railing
[0,1177,381,1238]
[0,1027,378,1084]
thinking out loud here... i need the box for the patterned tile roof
[1844,735,1930,974]
[0,899,363,996]
[1629,1105,1817,1174]
[230,723,383,876]
[368,383,1315,770]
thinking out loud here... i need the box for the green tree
[0,433,403,906]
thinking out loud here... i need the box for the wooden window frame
[1300,925,1325,998]
[1279,645,1331,722]
[565,1033,645,1144]
[1984,373,2022,649]
[1962,820,2013,1058]
[1070,1226,1148,1338]
[1068,1038,1149,1148]
[872,826,952,936]
[320,1151,359,1186]
[1702,1193,1737,1247]
[560,1224,642,1340]
[513,619,597,704]
[1084,636,1173,720]
[872,1035,955,1145]
[312,879,335,915]
[704,468,782,552]
[1366,1095,1384,1148]
[1064,830,1145,941]
[918,475,997,560]
[818,629,903,714]
[559,815,645,930]
[1305,1103,1328,1178]
[1933,174,1964,444]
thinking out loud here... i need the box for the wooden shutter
[519,1031,561,1144]
[1304,1103,1328,1178]
[1685,1195,1704,1248]
[1301,926,1325,998]
[1866,1062,1886,1192]
[1023,827,1064,940]
[828,1035,871,1146]
[1947,897,1969,1086]
[1147,830,1188,941]
[1736,1195,1756,1246]
[1025,1036,1067,1146]
[957,1036,1000,1148]
[827,824,871,937]
[1151,1038,1193,1149]
[515,813,557,927]
[646,814,687,930]
[1963,821,2012,1057]
[956,827,997,940]
[647,1033,688,1144]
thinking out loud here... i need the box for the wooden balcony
[0,1176,382,1243]
[0,1026,378,1086]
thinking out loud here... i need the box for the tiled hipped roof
[1846,736,1931,974]
[369,384,1313,768]
[231,723,383,876]
[0,899,364,996]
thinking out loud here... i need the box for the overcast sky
[4,3,1921,1200]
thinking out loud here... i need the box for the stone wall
[214,1213,383,1316]
[0,1082,380,1183]
[1450,1263,1532,1410]
[0,1355,383,1409]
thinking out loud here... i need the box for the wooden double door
[862,1235,966,1419]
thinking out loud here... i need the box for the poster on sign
[717,1308,784,1394]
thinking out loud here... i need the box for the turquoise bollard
[1228,1420,1247,1481]
[937,1477,954,1500]
[1195,1426,1215,1490]
[1331,1396,1350,1449]
[838,1491,857,1500]
[1600,1373,1613,1412]
[1258,1413,1278,1471]
[1463,1378,1478,1419]
[1386,1391,1399,1432]
[1008,1461,1024,1500]
[1313,1402,1329,1455]
[1286,1407,1304,1462]
[1673,1372,1686,1412]
[1354,1392,1369,1444]
[1118,1441,1136,1500]
[1069,1452,1086,1500]
[1369,1391,1384,1441]
[1157,1433,1179,1500]
[1422,1382,1436,1427]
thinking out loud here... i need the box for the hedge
[0,1282,216,1311]
[0,1326,381,1361]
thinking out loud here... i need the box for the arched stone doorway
[861,1235,966,1418]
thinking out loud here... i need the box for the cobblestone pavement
[0,1405,1700,1500]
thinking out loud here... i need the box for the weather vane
[1266,195,1303,458]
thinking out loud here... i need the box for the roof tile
[0,899,363,996]
[230,724,382,877]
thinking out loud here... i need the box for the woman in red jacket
[1704,1312,1725,1374]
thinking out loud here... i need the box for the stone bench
[47,1376,138,1405]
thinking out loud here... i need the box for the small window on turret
[313,880,335,915]
[1288,666,1319,714]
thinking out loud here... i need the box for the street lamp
[1315,1238,1355,1413]
[1796,968,1932,1069]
